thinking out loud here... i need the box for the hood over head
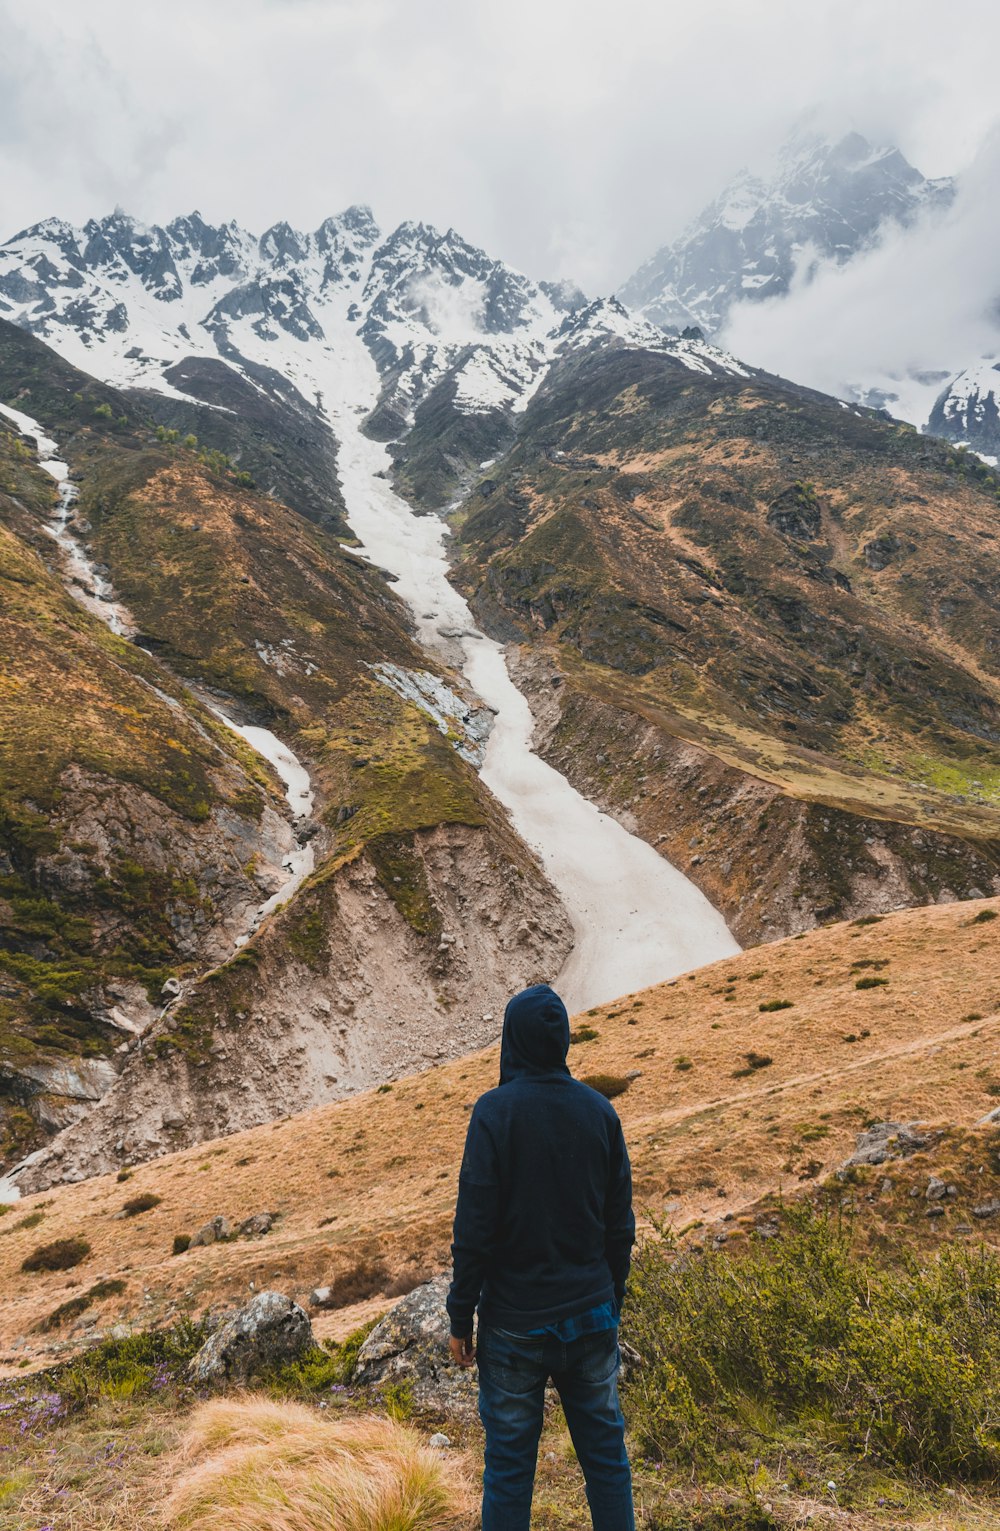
[499,984,571,1084]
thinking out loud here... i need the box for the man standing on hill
[447,983,636,1531]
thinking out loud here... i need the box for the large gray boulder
[841,1122,934,1169]
[188,1291,313,1385]
[354,1274,476,1415]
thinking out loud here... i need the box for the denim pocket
[478,1325,548,1397]
[573,1328,620,1386]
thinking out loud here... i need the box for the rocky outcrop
[188,1291,313,1385]
[354,1275,476,1415]
[841,1122,937,1169]
[15,822,571,1191]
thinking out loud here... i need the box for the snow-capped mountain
[0,207,754,481]
[927,361,1000,464]
[620,131,954,337]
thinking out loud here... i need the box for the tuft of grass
[855,975,889,990]
[970,909,999,925]
[172,1234,192,1256]
[89,1277,127,1300]
[569,1025,599,1044]
[163,1395,471,1531]
[674,1055,694,1072]
[580,1073,631,1100]
[22,1236,90,1273]
[122,1192,162,1217]
[314,1258,388,1308]
[757,1000,793,1013]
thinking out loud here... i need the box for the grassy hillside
[0,421,287,1165]
[0,897,999,1527]
[0,895,997,1361]
[453,346,1000,938]
[0,320,570,1177]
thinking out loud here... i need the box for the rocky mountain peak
[620,130,955,337]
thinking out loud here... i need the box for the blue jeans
[476,1323,635,1531]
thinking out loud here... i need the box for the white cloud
[721,128,1000,407]
[1,0,999,290]
[405,272,485,340]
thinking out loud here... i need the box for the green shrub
[674,1055,694,1071]
[758,999,793,1012]
[624,1205,1000,1480]
[122,1192,162,1217]
[855,975,889,990]
[570,1025,599,1044]
[56,1319,207,1406]
[93,402,113,420]
[22,1236,90,1272]
[970,909,998,925]
[581,1073,631,1100]
[272,1316,381,1396]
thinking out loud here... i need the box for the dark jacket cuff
[449,1315,474,1339]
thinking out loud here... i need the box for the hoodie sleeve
[447,1104,501,1339]
[604,1115,635,1309]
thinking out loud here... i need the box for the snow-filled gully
[0,400,316,951]
[311,318,741,1012]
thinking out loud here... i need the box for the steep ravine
[1,315,741,1191]
[308,300,741,1010]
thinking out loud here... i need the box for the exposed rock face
[354,1274,476,1414]
[188,1291,313,1385]
[928,361,1000,460]
[16,822,571,1190]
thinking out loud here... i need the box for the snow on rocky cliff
[0,206,752,438]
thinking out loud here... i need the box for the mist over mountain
[619,130,955,337]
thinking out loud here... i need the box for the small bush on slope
[163,1395,471,1531]
[624,1204,1000,1481]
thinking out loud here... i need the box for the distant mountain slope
[453,343,1000,941]
[928,361,1000,464]
[620,131,954,337]
[0,320,570,1174]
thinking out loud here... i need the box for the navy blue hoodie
[447,984,635,1338]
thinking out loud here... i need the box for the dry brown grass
[1,895,999,1368]
[162,1396,472,1531]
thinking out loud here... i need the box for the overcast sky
[2,0,999,292]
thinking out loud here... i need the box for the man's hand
[449,1333,476,1368]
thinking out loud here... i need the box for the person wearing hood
[447,983,635,1531]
